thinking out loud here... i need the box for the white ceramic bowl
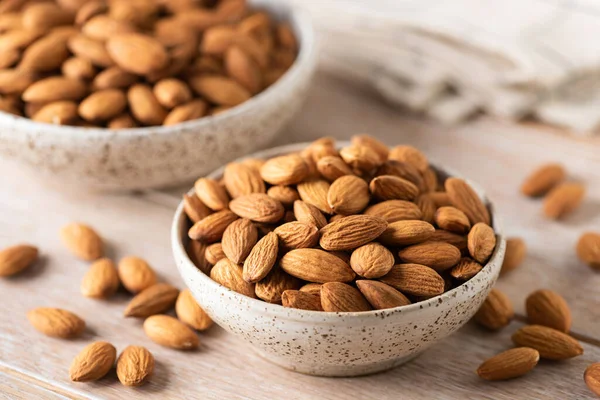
[0,1,316,191]
[172,143,506,377]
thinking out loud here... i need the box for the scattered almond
[501,237,526,274]
[474,288,513,330]
[117,256,157,294]
[27,307,85,338]
[116,345,154,387]
[124,283,179,318]
[585,363,600,396]
[143,315,199,350]
[577,232,600,270]
[477,348,539,381]
[543,182,585,219]
[69,341,116,382]
[512,325,583,360]
[521,163,566,197]
[525,289,571,333]
[175,289,213,331]
[81,258,120,299]
[0,244,38,277]
[60,222,103,261]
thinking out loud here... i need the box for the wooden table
[1,71,600,399]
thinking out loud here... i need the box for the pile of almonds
[185,135,497,312]
[0,0,297,127]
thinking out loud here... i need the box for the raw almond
[421,168,438,192]
[79,89,127,121]
[281,290,323,311]
[81,258,120,299]
[543,182,585,219]
[107,33,168,75]
[364,200,422,223]
[19,33,70,72]
[189,75,251,106]
[327,175,370,215]
[376,160,424,189]
[82,15,135,42]
[200,25,236,54]
[68,34,114,67]
[221,218,258,263]
[267,186,299,208]
[260,154,308,186]
[27,307,85,338]
[339,144,382,173]
[117,256,157,293]
[255,267,301,303]
[23,77,87,103]
[512,325,583,360]
[194,177,230,211]
[205,243,226,265]
[320,215,387,251]
[280,248,356,283]
[225,45,261,94]
[306,139,338,163]
[22,3,73,32]
[468,223,496,264]
[293,200,327,229]
[143,314,199,350]
[434,206,470,234]
[356,280,410,310]
[416,194,436,223]
[379,220,435,246]
[350,243,395,279]
[585,363,600,396]
[274,221,319,250]
[521,163,565,197]
[317,156,353,182]
[223,162,266,198]
[501,237,526,274]
[297,179,332,214]
[526,289,571,332]
[429,191,453,207]
[445,177,491,225]
[351,134,389,163]
[0,29,42,52]
[577,232,600,270]
[124,283,179,318]
[32,101,78,124]
[243,231,278,282]
[60,222,103,261]
[0,244,38,277]
[127,84,167,125]
[187,240,211,274]
[116,345,154,387]
[474,288,513,330]
[183,193,211,223]
[477,347,539,381]
[320,282,372,312]
[93,67,137,90]
[163,99,208,125]
[69,341,116,382]
[153,78,192,109]
[369,175,419,201]
[229,193,285,223]
[175,289,214,331]
[430,230,468,253]
[397,242,461,271]
[210,258,256,298]
[299,283,322,296]
[388,145,428,172]
[188,210,238,243]
[450,257,482,280]
[379,264,444,297]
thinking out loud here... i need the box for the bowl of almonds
[0,0,316,190]
[172,136,506,377]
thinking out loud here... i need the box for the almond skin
[229,193,285,223]
[81,258,120,299]
[60,223,103,261]
[388,145,428,172]
[369,175,419,201]
[327,175,370,215]
[319,215,388,251]
[221,218,258,264]
[190,75,251,106]
[243,232,278,283]
[356,280,411,310]
[449,257,482,280]
[502,237,526,274]
[297,179,333,214]
[143,315,199,350]
[32,101,79,125]
[69,341,117,382]
[339,144,382,173]
[364,200,422,223]
[274,222,319,250]
[175,289,214,331]
[0,244,38,277]
[299,283,323,296]
[183,193,212,223]
[351,134,389,163]
[27,307,85,338]
[282,290,323,311]
[477,348,539,381]
[577,232,600,270]
[205,243,225,265]
[163,100,208,125]
[445,177,490,225]
[350,243,395,279]
[255,267,301,304]
[187,240,211,275]
[585,363,600,396]
[211,258,256,298]
[376,160,424,189]
[280,248,356,283]
[317,156,354,182]
[188,210,238,243]
[78,89,127,121]
[116,345,155,387]
[468,223,496,264]
[512,325,583,360]
[474,288,513,331]
[223,162,266,198]
[107,33,168,75]
[293,200,327,229]
[23,76,88,103]
[379,264,444,297]
[430,230,468,253]
[434,206,471,234]
[321,282,372,312]
[521,163,565,197]
[153,78,192,109]
[194,177,230,211]
[525,289,571,333]
[397,241,461,271]
[225,45,262,94]
[416,194,436,223]
[543,182,585,219]
[124,283,180,318]
[260,154,309,186]
[379,220,435,246]
[127,84,167,126]
[117,256,157,294]
[267,185,300,208]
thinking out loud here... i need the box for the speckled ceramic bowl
[0,1,316,191]
[172,143,506,377]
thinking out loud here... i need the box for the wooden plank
[0,368,74,400]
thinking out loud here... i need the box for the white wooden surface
[1,72,599,399]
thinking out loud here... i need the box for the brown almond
[321,282,372,312]
[388,145,428,172]
[23,77,87,103]
[468,223,496,264]
[477,348,539,381]
[143,315,199,350]
[421,168,439,192]
[243,232,278,283]
[577,232,600,270]
[155,17,196,46]
[60,222,103,261]
[349,243,395,279]
[445,177,491,225]
[416,194,436,223]
[351,134,389,163]
[297,179,332,214]
[69,341,116,382]
[110,114,138,129]
[107,33,168,75]
[229,193,285,223]
[175,289,213,331]
[379,220,435,246]
[221,218,258,263]
[356,280,410,310]
[0,244,38,277]
[200,25,236,54]
[280,248,356,283]
[526,289,571,332]
[27,307,85,338]
[543,182,585,219]
[0,29,43,52]
[194,177,230,211]
[82,15,135,41]
[189,75,251,106]
[183,193,211,223]
[22,3,73,31]
[93,67,138,90]
[274,221,319,250]
[211,258,256,298]
[79,89,127,121]
[512,325,583,360]
[255,267,301,304]
[316,155,354,184]
[474,288,513,330]
[225,45,261,94]
[124,283,179,318]
[267,186,299,208]
[327,175,370,215]
[187,240,211,275]
[449,257,482,280]
[429,192,453,207]
[0,69,36,95]
[68,34,114,67]
[376,160,424,189]
[502,237,527,274]
[370,175,419,201]
[293,200,327,229]
[153,78,192,109]
[521,163,565,197]
[116,345,154,387]
[127,84,167,126]
[430,230,468,253]
[223,162,266,198]
[32,101,79,125]
[117,256,157,293]
[320,215,388,251]
[281,290,323,311]
[188,210,238,243]
[434,206,470,234]
[19,34,70,72]
[397,242,461,271]
[260,154,309,186]
[164,99,208,125]
[299,283,322,296]
[585,363,600,396]
[75,1,108,25]
[339,144,382,173]
[380,264,444,297]
[81,258,120,299]
[364,200,422,223]
[205,243,226,265]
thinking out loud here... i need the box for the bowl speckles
[0,1,316,191]
[171,143,505,377]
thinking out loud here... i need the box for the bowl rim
[172,141,505,321]
[0,2,316,139]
